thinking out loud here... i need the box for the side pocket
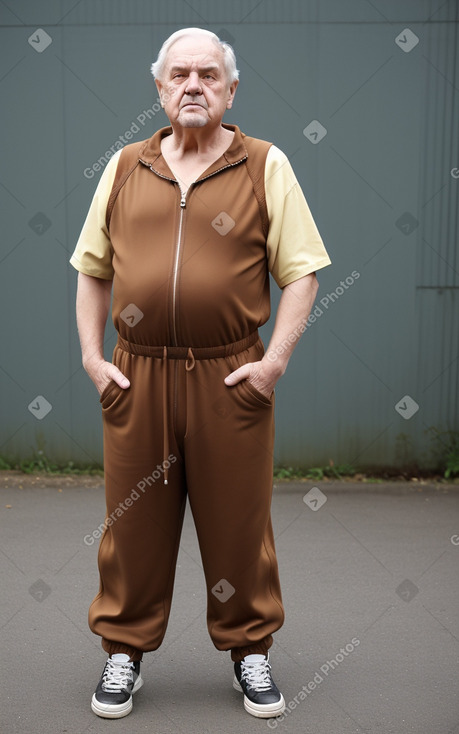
[227,346,274,409]
[239,378,274,408]
[242,379,274,405]
[99,380,123,410]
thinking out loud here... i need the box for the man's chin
[177,111,208,128]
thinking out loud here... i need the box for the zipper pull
[180,194,186,208]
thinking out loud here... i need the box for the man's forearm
[75,272,130,393]
[224,272,320,397]
[76,272,112,369]
[263,272,319,375]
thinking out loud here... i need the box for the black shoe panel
[93,659,141,707]
[234,660,282,705]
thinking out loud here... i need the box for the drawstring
[162,347,194,485]
[162,346,169,485]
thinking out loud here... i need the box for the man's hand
[224,274,320,399]
[84,356,130,397]
[224,358,282,399]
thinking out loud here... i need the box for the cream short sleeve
[69,149,122,279]
[265,145,331,288]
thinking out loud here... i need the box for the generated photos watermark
[83,455,177,546]
[83,92,173,179]
[266,270,360,363]
[267,637,360,728]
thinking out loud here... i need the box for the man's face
[155,36,238,129]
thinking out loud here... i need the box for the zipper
[171,188,187,346]
[139,155,247,346]
[168,160,247,346]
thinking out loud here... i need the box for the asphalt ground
[1,479,458,734]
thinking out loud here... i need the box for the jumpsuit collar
[138,124,248,181]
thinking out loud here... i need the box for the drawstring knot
[185,347,195,372]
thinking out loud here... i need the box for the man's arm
[76,272,130,395]
[224,272,319,398]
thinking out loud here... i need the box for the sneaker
[233,652,285,718]
[91,653,143,718]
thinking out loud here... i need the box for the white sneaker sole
[233,675,286,718]
[91,674,143,719]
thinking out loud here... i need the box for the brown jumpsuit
[88,124,285,662]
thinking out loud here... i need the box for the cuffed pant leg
[230,634,273,662]
[101,641,144,662]
[184,340,285,656]
[89,348,186,655]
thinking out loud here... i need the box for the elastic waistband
[116,330,259,360]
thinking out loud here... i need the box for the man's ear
[155,79,165,107]
[226,79,239,109]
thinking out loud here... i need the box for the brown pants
[88,332,284,663]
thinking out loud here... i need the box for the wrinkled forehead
[165,36,225,73]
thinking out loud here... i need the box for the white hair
[151,27,239,84]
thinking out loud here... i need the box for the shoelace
[240,659,273,691]
[101,658,134,692]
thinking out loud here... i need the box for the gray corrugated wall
[0,0,457,469]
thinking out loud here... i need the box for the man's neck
[161,123,234,159]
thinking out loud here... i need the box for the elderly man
[70,27,331,720]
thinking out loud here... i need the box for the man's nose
[185,71,202,95]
